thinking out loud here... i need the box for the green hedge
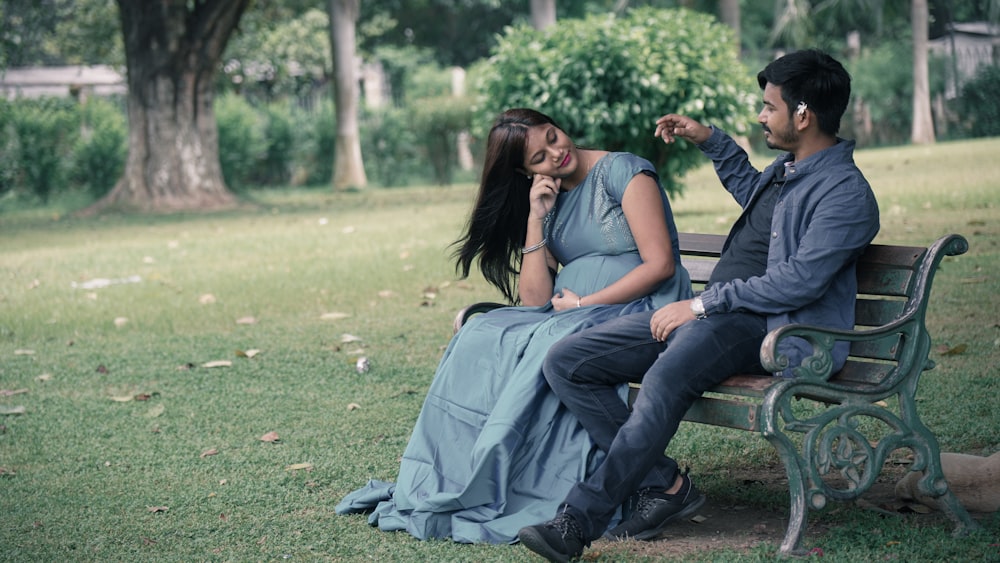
[472,7,757,195]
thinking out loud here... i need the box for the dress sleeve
[604,153,661,202]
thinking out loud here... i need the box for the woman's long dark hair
[452,108,559,304]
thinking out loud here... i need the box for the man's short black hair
[757,49,851,136]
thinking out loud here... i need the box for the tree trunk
[329,0,367,191]
[530,0,556,30]
[718,0,741,51]
[82,0,249,215]
[911,0,935,144]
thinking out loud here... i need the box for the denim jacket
[696,126,880,377]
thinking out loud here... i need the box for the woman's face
[520,124,579,179]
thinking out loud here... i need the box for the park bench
[453,232,980,556]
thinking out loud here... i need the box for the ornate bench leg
[906,428,983,536]
[767,433,812,556]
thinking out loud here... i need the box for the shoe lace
[635,489,660,515]
[550,512,583,540]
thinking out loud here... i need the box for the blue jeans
[542,310,769,540]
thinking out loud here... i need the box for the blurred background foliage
[1,0,998,206]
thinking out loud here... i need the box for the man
[518,49,880,562]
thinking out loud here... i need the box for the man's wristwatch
[690,297,708,319]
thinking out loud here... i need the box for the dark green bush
[410,95,473,185]
[294,99,335,186]
[957,64,1000,138]
[258,103,296,186]
[0,99,17,197]
[472,7,756,195]
[215,92,266,191]
[360,106,423,187]
[71,97,127,197]
[6,97,80,202]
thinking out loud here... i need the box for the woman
[336,108,692,543]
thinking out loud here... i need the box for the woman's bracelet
[522,238,547,254]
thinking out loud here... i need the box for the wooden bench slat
[855,298,906,326]
[683,397,760,431]
[681,259,717,285]
[857,265,916,296]
[830,359,896,386]
[856,244,925,269]
[677,232,727,256]
[848,334,903,362]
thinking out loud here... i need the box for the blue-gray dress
[336,152,692,543]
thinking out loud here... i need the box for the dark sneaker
[604,474,706,541]
[518,510,589,562]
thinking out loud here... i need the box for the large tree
[911,0,935,144]
[83,0,250,214]
[328,0,367,191]
[530,0,557,30]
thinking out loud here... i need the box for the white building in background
[0,65,126,100]
[929,21,1000,99]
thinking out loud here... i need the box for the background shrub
[215,92,267,191]
[71,97,127,197]
[6,97,80,202]
[258,102,296,186]
[361,106,423,187]
[472,7,756,195]
[956,64,1000,138]
[410,95,473,185]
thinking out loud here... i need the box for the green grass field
[1,137,998,561]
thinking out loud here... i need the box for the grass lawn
[1,137,998,562]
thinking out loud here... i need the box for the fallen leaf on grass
[35,373,52,382]
[142,537,157,545]
[110,392,159,403]
[14,349,35,356]
[235,349,260,359]
[147,506,169,513]
[935,343,967,356]
[202,360,232,368]
[200,448,219,458]
[235,316,257,325]
[260,431,280,443]
[340,333,363,343]
[347,403,361,411]
[114,317,128,328]
[285,463,313,471]
[0,389,28,397]
[0,405,24,415]
[320,312,350,321]
[199,293,217,304]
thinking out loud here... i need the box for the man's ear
[794,102,811,131]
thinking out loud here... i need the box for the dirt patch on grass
[582,463,967,560]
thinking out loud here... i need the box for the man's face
[758,83,798,151]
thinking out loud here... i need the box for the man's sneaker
[518,510,589,562]
[603,473,706,541]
